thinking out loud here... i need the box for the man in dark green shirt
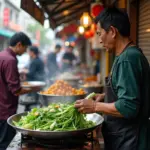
[75,7,150,150]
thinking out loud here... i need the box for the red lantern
[91,3,104,18]
[84,31,91,39]
[89,30,94,37]
[84,30,94,39]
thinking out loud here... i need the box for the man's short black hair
[9,32,32,46]
[29,46,39,55]
[55,44,61,49]
[95,7,130,37]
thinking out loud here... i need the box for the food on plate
[13,103,95,131]
[22,82,30,86]
[41,80,85,96]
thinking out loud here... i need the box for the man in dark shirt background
[21,46,45,110]
[0,32,39,149]
[26,46,45,81]
[62,45,76,71]
[47,44,61,78]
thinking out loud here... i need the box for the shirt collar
[7,48,17,58]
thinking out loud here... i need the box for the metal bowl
[38,93,86,106]
[7,112,104,139]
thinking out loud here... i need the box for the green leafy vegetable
[13,103,95,131]
[85,92,96,99]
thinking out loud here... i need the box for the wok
[7,112,104,139]
[38,93,86,106]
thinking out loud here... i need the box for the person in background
[24,46,45,81]
[75,7,150,150]
[62,45,76,71]
[20,46,45,110]
[47,44,61,78]
[0,32,39,149]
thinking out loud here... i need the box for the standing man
[25,46,45,81]
[47,44,61,78]
[0,32,38,149]
[62,45,76,71]
[75,7,150,150]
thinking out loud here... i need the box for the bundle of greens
[13,103,95,131]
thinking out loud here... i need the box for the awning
[21,0,106,29]
[0,29,15,38]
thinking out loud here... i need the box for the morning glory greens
[13,103,95,131]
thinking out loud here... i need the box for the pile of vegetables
[13,103,95,131]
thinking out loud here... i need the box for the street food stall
[7,80,104,150]
[3,0,149,149]
[6,0,113,150]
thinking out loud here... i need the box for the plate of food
[21,81,46,88]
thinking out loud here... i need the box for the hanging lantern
[91,2,104,18]
[89,30,94,37]
[84,31,91,39]
[78,25,85,34]
[84,30,94,39]
[80,12,92,28]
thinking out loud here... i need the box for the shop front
[138,0,150,63]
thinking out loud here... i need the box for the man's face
[56,48,60,54]
[96,23,116,53]
[28,50,34,58]
[15,42,27,56]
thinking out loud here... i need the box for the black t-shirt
[27,57,45,81]
[63,52,76,62]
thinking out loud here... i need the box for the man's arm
[4,60,40,96]
[95,102,123,117]
[15,87,40,96]
[75,99,123,117]
[75,61,141,119]
[97,61,141,118]
[4,60,21,95]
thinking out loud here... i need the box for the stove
[7,132,102,150]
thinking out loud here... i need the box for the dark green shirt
[111,46,150,150]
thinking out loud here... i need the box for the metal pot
[7,112,104,139]
[38,93,86,106]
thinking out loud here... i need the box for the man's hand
[15,86,42,96]
[93,93,105,102]
[30,86,42,92]
[74,99,97,114]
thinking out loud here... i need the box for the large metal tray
[7,112,104,139]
